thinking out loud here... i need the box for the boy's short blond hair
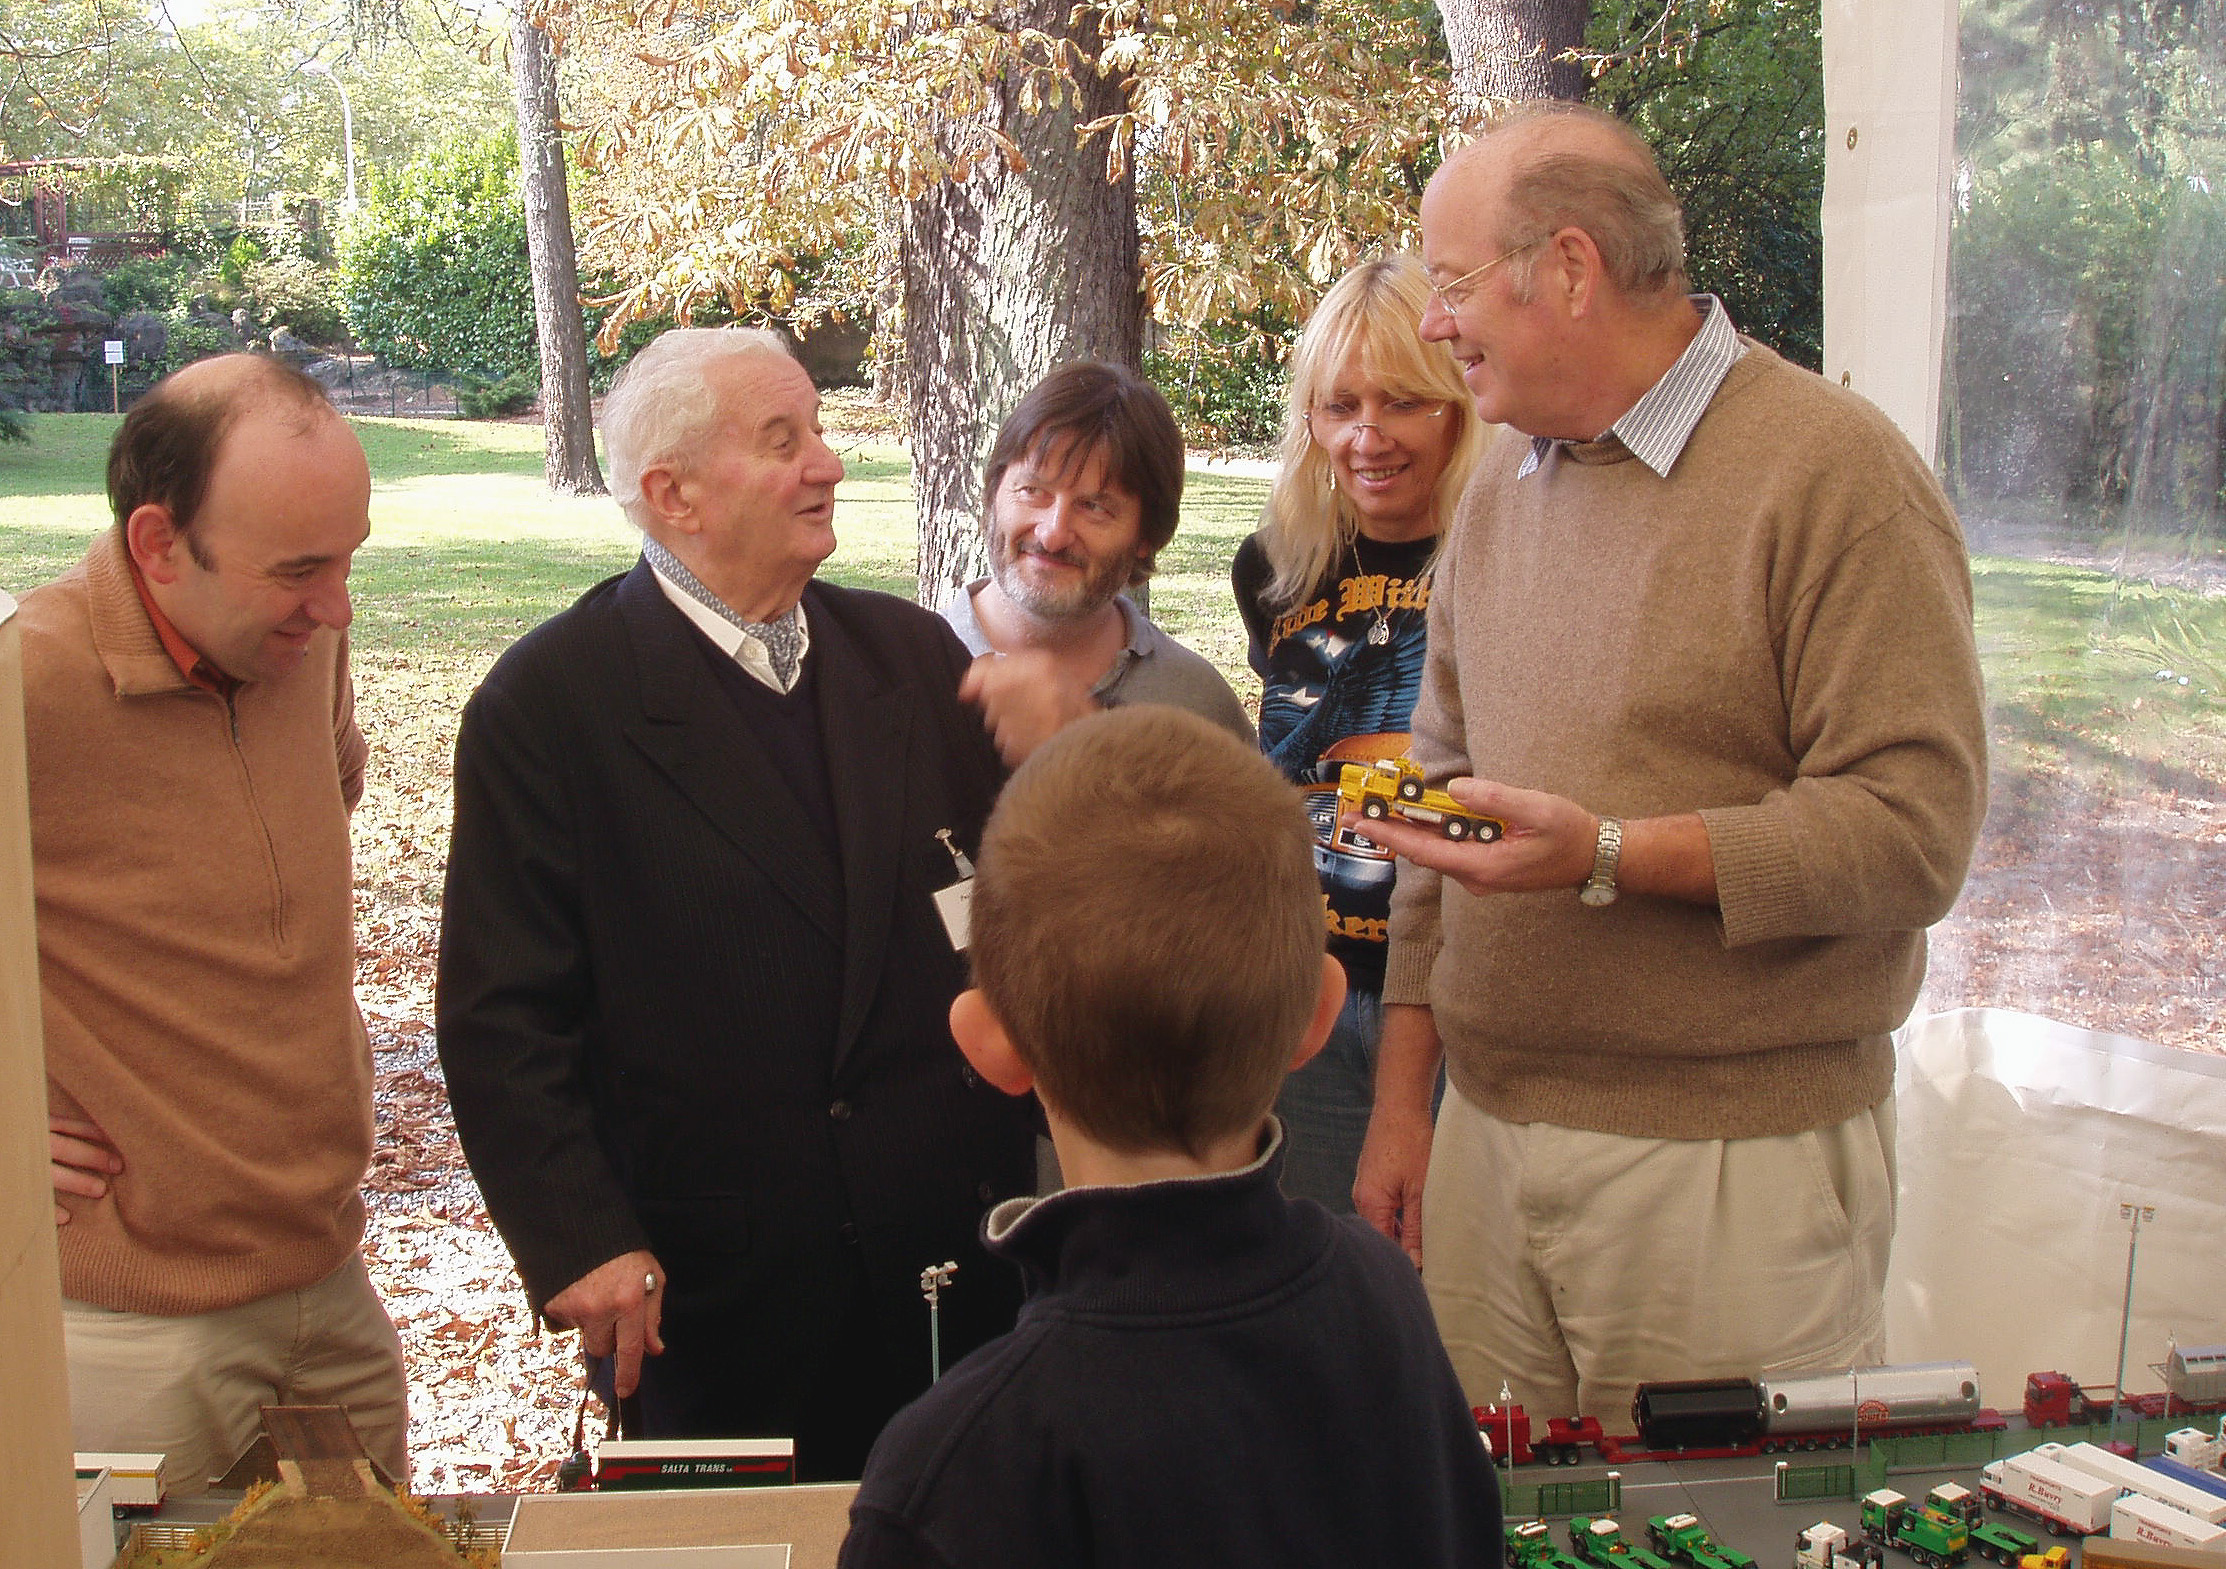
[969,706,1324,1158]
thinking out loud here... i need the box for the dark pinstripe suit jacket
[437,561,1036,1443]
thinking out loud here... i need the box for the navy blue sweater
[840,1133,1502,1567]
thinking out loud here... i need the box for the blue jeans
[1274,986,1384,1214]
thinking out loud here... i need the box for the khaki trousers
[63,1253,408,1494]
[1422,1085,1895,1430]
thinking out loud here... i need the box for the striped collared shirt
[1518,294,1746,480]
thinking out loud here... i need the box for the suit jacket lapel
[808,589,916,1076]
[616,561,845,947]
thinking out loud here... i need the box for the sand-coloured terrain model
[115,1407,498,1569]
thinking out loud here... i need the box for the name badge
[934,878,974,952]
[934,828,976,952]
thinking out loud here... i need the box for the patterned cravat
[641,537,805,689]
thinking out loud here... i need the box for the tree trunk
[904,1,1144,607]
[1436,0,1592,113]
[512,7,606,496]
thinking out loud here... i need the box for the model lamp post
[2110,1202,2155,1455]
[921,1261,958,1384]
[301,58,358,215]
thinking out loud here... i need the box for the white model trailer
[1981,1450,2117,1536]
[2051,1441,2226,1526]
[2110,1492,2226,1553]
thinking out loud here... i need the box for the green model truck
[1509,1519,1593,1569]
[1647,1512,1756,1569]
[1920,1483,2040,1565]
[1861,1488,1971,1568]
[1569,1517,1680,1569]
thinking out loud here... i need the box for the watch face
[1580,882,1618,907]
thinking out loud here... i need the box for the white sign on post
[103,340,125,366]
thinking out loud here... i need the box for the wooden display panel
[0,592,80,1565]
[504,1484,858,1568]
[2084,1537,2226,1569]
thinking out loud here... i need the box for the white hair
[601,326,799,515]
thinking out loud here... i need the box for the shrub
[219,233,264,292]
[339,129,538,379]
[159,309,244,374]
[1147,312,1293,451]
[454,367,540,419]
[243,255,347,345]
[101,256,193,317]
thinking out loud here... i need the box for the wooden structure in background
[0,590,78,1564]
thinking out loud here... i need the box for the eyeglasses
[1304,397,1451,444]
[1426,237,1542,314]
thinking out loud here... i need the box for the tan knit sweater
[26,527,373,1315]
[1385,345,1988,1140]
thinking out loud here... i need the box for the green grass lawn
[1971,555,2226,791]
[11,413,2223,743]
[0,415,1266,674]
[0,415,932,661]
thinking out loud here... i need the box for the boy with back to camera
[840,706,1503,1568]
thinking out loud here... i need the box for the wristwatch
[1579,815,1623,907]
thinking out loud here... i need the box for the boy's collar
[985,1118,1284,1246]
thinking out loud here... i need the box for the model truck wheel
[1363,797,1388,820]
[1444,816,1472,841]
[1398,776,1425,801]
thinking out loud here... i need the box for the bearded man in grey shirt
[942,362,1254,763]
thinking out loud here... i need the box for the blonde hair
[1256,255,1487,610]
[969,707,1322,1158]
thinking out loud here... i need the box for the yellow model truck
[1336,757,1504,843]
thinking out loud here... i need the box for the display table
[132,1483,860,1568]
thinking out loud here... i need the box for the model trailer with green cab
[1650,1512,1757,1569]
[1511,1518,1595,1569]
[1861,1488,1970,1568]
[1571,1516,1681,1569]
[1921,1482,2041,1564]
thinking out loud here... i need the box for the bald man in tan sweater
[30,356,405,1491]
[1351,105,1986,1426]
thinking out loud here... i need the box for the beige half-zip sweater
[26,526,372,1315]
[1385,345,1988,1140]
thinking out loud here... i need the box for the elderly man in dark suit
[436,327,1038,1482]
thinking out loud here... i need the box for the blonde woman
[1230,254,1488,1213]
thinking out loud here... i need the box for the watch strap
[1580,815,1623,907]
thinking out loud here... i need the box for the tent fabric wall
[1887,1009,2226,1409]
[1819,0,1958,466]
[0,592,79,1565]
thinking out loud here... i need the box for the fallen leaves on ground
[1926,774,2226,1048]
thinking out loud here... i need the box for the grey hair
[1475,102,1687,303]
[601,326,798,514]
